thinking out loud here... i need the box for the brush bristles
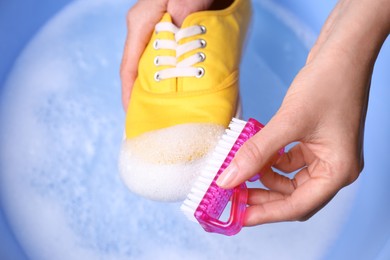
[180,118,247,223]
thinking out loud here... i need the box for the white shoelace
[153,22,207,81]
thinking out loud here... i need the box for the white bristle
[213,153,227,162]
[215,146,229,154]
[188,193,202,204]
[201,172,216,180]
[201,168,217,176]
[198,176,211,185]
[207,162,222,170]
[226,129,240,138]
[184,199,201,209]
[232,118,246,125]
[222,135,236,143]
[219,141,234,150]
[231,124,245,130]
[180,118,247,222]
[193,180,209,190]
[203,171,218,180]
[180,204,198,222]
[190,187,207,197]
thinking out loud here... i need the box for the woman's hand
[120,0,214,111]
[216,0,389,226]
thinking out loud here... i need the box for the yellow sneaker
[119,0,252,202]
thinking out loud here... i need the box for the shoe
[119,0,252,202]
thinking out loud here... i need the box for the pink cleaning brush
[181,118,272,236]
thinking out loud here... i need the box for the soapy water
[0,0,363,259]
[119,123,224,201]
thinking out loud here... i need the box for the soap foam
[118,123,225,202]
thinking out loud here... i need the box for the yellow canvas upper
[125,0,252,138]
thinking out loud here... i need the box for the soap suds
[118,123,225,202]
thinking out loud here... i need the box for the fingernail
[216,162,238,187]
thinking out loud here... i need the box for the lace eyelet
[196,67,205,78]
[199,39,207,48]
[153,40,159,50]
[154,56,159,66]
[198,52,206,62]
[199,25,207,34]
[154,72,161,82]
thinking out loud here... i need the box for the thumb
[167,0,213,26]
[216,115,297,189]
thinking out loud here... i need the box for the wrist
[328,0,389,68]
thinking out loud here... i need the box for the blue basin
[1,0,389,259]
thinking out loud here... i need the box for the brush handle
[209,119,261,235]
[195,118,284,236]
[197,119,262,236]
[202,183,248,236]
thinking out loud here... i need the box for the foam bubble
[118,123,225,202]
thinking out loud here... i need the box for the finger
[244,167,338,226]
[261,161,317,196]
[259,167,296,195]
[120,1,167,111]
[216,114,302,189]
[273,143,315,173]
[167,0,214,26]
[247,188,286,205]
[259,155,315,195]
[120,37,137,111]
